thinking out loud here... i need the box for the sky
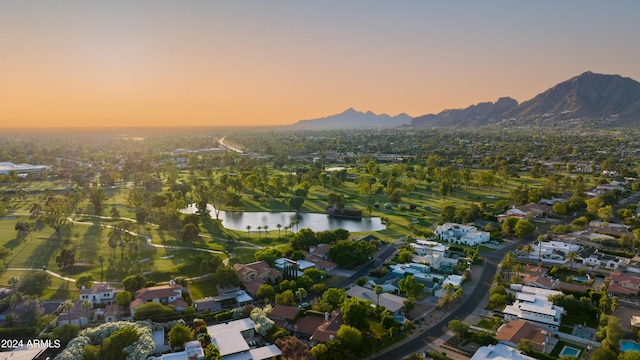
[1,1,640,128]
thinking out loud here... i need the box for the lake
[182,204,386,233]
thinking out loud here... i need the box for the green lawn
[189,277,220,300]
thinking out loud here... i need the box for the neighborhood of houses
[4,185,640,359]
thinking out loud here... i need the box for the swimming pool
[559,346,580,357]
[394,316,406,324]
[621,340,640,352]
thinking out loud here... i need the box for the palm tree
[374,285,383,306]
[98,256,105,282]
[567,251,578,270]
[257,226,262,239]
[61,301,74,324]
[501,251,516,281]
[246,225,251,238]
[277,224,282,238]
[523,244,534,259]
[264,225,269,235]
[8,276,19,294]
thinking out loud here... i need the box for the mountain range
[293,108,412,129]
[294,72,640,129]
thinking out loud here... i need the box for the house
[80,282,120,306]
[57,300,90,327]
[471,343,537,360]
[495,320,550,353]
[274,258,316,277]
[268,305,302,329]
[345,285,406,316]
[580,248,621,270]
[233,261,283,295]
[609,271,640,298]
[193,288,253,313]
[435,223,490,246]
[516,204,552,218]
[310,310,343,344]
[291,313,327,339]
[521,274,556,290]
[411,239,448,256]
[305,244,337,272]
[149,340,204,360]
[207,318,281,359]
[503,285,564,331]
[129,283,187,317]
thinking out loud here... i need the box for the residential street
[368,239,526,360]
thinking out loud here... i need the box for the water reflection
[182,204,385,232]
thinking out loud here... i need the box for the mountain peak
[294,109,412,129]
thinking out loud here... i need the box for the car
[298,302,309,308]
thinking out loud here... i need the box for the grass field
[0,165,589,285]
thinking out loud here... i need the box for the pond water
[182,204,386,233]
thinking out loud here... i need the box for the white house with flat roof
[471,343,536,360]
[207,318,281,360]
[503,285,564,331]
[435,223,489,246]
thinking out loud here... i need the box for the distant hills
[295,72,640,129]
[293,108,412,129]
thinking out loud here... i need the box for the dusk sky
[2,1,639,128]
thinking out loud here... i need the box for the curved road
[370,239,524,360]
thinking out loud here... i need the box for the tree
[501,251,516,280]
[336,324,362,353]
[275,336,314,360]
[84,326,140,360]
[448,319,470,338]
[514,219,535,237]
[18,271,52,295]
[168,323,194,350]
[212,266,240,288]
[8,276,19,293]
[566,252,578,270]
[41,195,72,239]
[439,180,452,200]
[295,288,308,304]
[374,285,383,306]
[597,205,613,223]
[256,284,275,302]
[276,290,295,306]
[98,255,105,281]
[116,290,132,309]
[76,274,94,289]
[323,288,346,309]
[289,197,305,213]
[517,338,533,354]
[342,297,370,331]
[399,275,424,298]
[123,274,147,293]
[205,343,222,360]
[182,223,200,242]
[254,248,283,267]
[134,302,179,321]
[56,249,75,269]
[0,247,11,265]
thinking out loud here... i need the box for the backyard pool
[559,346,580,357]
[394,316,406,324]
[621,340,640,352]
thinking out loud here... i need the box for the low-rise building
[206,318,281,359]
[435,223,490,246]
[609,271,640,298]
[471,343,537,360]
[345,285,406,316]
[495,320,550,353]
[80,282,120,306]
[503,285,564,331]
[129,283,187,317]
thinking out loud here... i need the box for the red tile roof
[496,320,548,352]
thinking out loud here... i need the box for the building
[345,285,406,316]
[150,340,204,360]
[310,310,343,344]
[503,285,564,331]
[495,320,550,353]
[435,223,490,246]
[207,318,281,359]
[0,161,51,175]
[305,244,338,272]
[609,271,640,298]
[580,248,621,270]
[268,305,302,329]
[80,283,120,306]
[57,300,90,327]
[129,283,187,317]
[193,288,253,313]
[233,261,282,296]
[471,343,537,360]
